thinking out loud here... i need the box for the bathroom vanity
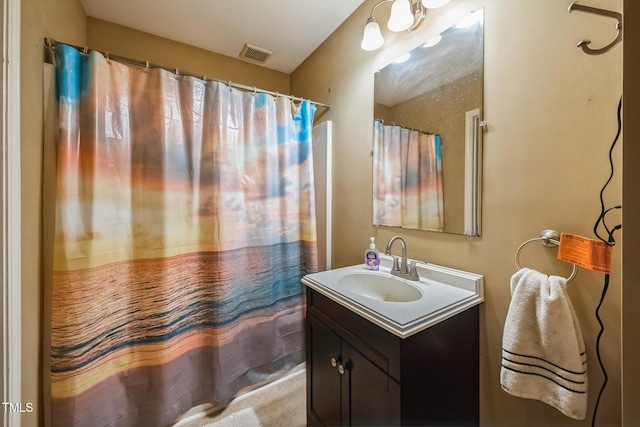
[303,255,483,426]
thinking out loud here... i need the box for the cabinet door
[345,342,401,427]
[308,314,343,426]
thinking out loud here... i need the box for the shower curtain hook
[253,86,257,94]
[105,52,110,61]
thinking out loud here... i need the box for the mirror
[373,9,484,235]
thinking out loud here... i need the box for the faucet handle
[392,256,401,272]
[409,260,423,280]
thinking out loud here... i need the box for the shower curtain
[373,120,444,231]
[47,44,317,427]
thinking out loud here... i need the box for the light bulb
[422,0,450,8]
[361,18,384,51]
[387,0,413,32]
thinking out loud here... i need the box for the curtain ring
[83,47,88,55]
[253,86,257,94]
[105,52,110,61]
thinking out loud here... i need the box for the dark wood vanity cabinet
[307,312,402,426]
[305,288,479,427]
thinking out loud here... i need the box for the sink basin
[302,255,484,337]
[337,273,422,303]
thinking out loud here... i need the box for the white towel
[500,268,587,420]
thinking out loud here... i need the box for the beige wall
[87,18,290,95]
[21,0,86,425]
[292,0,623,425]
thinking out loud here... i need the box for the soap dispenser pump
[364,237,380,270]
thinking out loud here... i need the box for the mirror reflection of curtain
[373,120,444,231]
[46,44,317,426]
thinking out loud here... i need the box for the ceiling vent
[239,43,274,65]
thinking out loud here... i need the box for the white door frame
[2,0,21,424]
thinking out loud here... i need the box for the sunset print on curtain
[373,120,444,231]
[48,44,317,426]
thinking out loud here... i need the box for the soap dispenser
[364,237,380,270]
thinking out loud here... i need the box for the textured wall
[291,0,624,425]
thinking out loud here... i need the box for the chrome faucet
[385,236,421,281]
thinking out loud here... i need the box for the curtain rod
[375,118,435,136]
[44,38,331,110]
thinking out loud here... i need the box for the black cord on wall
[591,96,622,427]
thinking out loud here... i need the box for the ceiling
[81,0,367,74]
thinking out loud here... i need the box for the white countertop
[302,254,484,338]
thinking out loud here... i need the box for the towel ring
[515,230,578,283]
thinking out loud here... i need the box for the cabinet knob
[330,357,337,368]
[338,364,345,375]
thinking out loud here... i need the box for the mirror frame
[464,108,483,236]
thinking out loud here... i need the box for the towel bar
[515,230,578,283]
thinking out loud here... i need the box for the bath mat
[202,408,262,427]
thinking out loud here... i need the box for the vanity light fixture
[361,0,427,51]
[361,0,451,51]
[361,17,385,50]
[387,0,414,31]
